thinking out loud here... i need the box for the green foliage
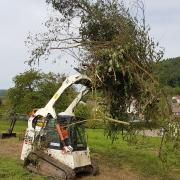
[161,86,180,96]
[7,69,76,114]
[75,103,91,119]
[154,57,180,94]
[77,1,164,123]
[29,1,163,137]
[27,0,178,158]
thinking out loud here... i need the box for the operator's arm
[56,123,66,146]
[56,123,73,152]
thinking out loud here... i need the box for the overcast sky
[0,0,180,89]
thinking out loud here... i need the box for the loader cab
[45,115,87,151]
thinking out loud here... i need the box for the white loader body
[47,148,91,169]
[20,73,92,170]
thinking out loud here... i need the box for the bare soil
[0,138,148,180]
[0,138,22,158]
[78,156,146,180]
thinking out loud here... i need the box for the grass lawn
[0,121,46,179]
[0,138,48,180]
[87,129,180,180]
[0,120,27,133]
[0,121,179,179]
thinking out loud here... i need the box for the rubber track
[31,151,75,180]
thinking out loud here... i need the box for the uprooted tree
[26,0,179,158]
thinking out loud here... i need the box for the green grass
[0,122,179,180]
[0,120,27,133]
[0,155,45,180]
[87,129,180,180]
[0,137,47,180]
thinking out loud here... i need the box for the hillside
[154,57,180,88]
[0,89,7,97]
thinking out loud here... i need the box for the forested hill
[0,89,7,97]
[154,57,180,88]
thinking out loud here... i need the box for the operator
[56,120,73,153]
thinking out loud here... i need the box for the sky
[0,0,180,89]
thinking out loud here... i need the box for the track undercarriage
[24,151,99,180]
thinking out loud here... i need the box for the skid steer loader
[20,74,99,179]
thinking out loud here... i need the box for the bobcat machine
[20,74,99,180]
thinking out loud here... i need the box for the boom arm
[59,88,89,116]
[34,74,91,118]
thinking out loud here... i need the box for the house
[172,106,180,117]
[172,95,180,117]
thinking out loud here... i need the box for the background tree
[7,69,76,114]
[154,57,180,88]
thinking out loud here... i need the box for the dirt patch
[77,155,146,180]
[0,138,23,158]
[0,138,147,180]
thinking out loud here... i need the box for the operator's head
[56,114,65,124]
